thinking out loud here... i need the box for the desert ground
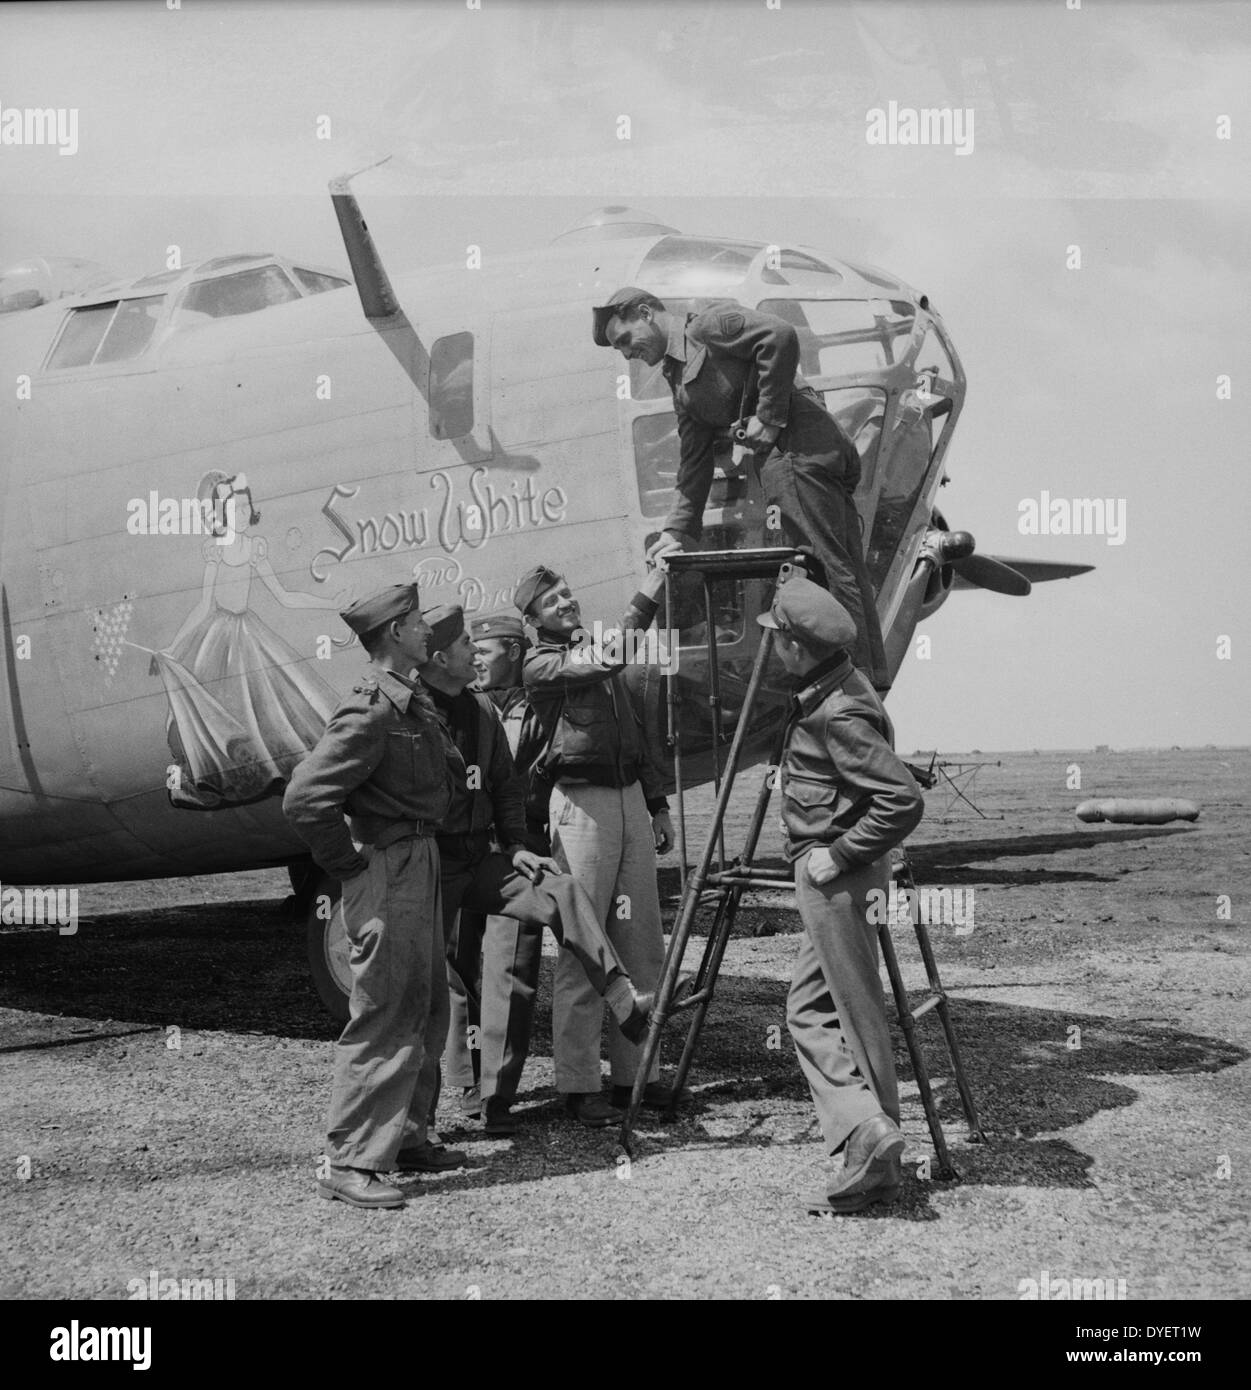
[1,747,1246,1301]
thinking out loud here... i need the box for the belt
[436,829,492,858]
[371,820,439,850]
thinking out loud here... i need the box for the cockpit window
[46,302,117,369]
[45,295,165,370]
[94,296,164,363]
[758,298,915,377]
[638,237,760,294]
[178,265,301,319]
[293,267,349,295]
[766,251,844,290]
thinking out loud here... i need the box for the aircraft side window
[293,267,349,295]
[45,295,166,369]
[757,298,914,378]
[46,302,118,369]
[428,332,475,440]
[179,265,301,319]
[94,295,165,363]
[632,411,746,520]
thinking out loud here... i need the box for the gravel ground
[1,748,1246,1300]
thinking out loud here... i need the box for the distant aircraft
[0,172,1090,1016]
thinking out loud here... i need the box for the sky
[2,0,1248,750]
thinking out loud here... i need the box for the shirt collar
[790,653,854,717]
[373,666,427,713]
[663,312,691,367]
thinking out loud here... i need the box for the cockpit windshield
[45,295,165,370]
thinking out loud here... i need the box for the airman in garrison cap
[414,602,658,1137]
[592,287,890,691]
[761,569,924,1214]
[283,583,467,1209]
[517,561,680,1127]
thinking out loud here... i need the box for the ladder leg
[620,625,775,1152]
[897,858,987,1144]
[879,919,959,1181]
[668,885,744,1107]
[909,914,987,1143]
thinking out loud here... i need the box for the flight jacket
[487,684,552,840]
[282,666,457,880]
[432,687,530,854]
[780,653,924,869]
[660,302,859,541]
[522,589,669,814]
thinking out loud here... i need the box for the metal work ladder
[622,548,986,1178]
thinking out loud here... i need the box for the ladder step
[907,993,944,1021]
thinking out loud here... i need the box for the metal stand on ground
[623,549,986,1177]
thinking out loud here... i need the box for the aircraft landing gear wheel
[303,871,351,1025]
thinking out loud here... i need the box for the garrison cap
[471,611,528,644]
[340,583,422,637]
[514,564,564,617]
[423,603,466,654]
[757,576,857,653]
[592,286,663,347]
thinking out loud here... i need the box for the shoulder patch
[351,675,380,698]
[717,309,745,338]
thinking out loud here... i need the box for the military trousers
[548,781,666,1093]
[433,842,631,1111]
[760,445,890,690]
[324,836,443,1171]
[789,850,900,1154]
[445,911,542,1104]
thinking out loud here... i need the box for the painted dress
[150,539,338,810]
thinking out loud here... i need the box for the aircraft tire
[303,872,351,1025]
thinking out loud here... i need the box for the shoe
[824,1114,906,1200]
[460,1085,482,1120]
[483,1099,518,1136]
[393,1140,470,1173]
[609,1080,680,1111]
[317,1165,405,1209]
[564,1092,623,1128]
[802,1178,901,1215]
[618,990,654,1046]
[618,975,695,1046]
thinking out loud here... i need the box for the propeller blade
[951,554,1032,596]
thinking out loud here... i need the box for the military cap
[423,602,466,654]
[471,611,528,644]
[757,576,857,653]
[340,583,421,637]
[591,286,664,347]
[514,564,564,617]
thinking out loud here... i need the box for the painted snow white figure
[148,470,343,810]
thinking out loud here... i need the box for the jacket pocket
[782,776,840,842]
[385,728,435,794]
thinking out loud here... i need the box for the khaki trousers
[549,781,666,1092]
[789,851,900,1153]
[324,837,443,1171]
[440,846,628,1103]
